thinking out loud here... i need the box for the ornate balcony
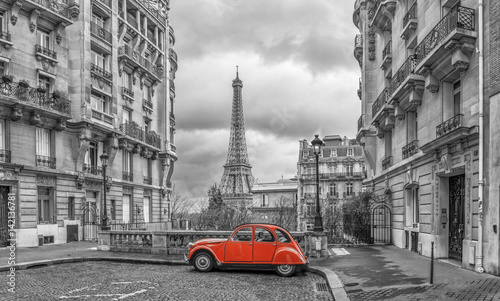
[169,79,176,98]
[35,44,58,66]
[118,45,162,81]
[402,140,419,159]
[371,88,393,126]
[90,22,112,44]
[23,0,79,24]
[143,176,152,185]
[91,63,112,82]
[401,2,417,40]
[168,25,175,46]
[143,99,153,113]
[137,0,167,23]
[122,171,133,182]
[357,77,362,100]
[0,31,13,49]
[118,121,162,155]
[91,109,113,124]
[0,149,11,163]
[145,131,161,149]
[354,34,363,67]
[381,40,392,70]
[0,79,72,120]
[389,55,424,104]
[370,0,396,32]
[169,48,178,73]
[122,87,134,102]
[83,164,102,176]
[436,114,462,138]
[357,114,364,133]
[381,156,393,170]
[36,155,56,169]
[414,6,476,76]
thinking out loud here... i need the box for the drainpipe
[476,0,484,274]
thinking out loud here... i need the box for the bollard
[430,241,434,284]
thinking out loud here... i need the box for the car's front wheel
[193,252,214,272]
[274,264,296,277]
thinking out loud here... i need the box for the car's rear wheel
[274,264,296,277]
[193,252,214,272]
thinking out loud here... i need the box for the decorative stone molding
[132,144,141,154]
[118,138,128,150]
[85,180,101,191]
[10,1,23,26]
[395,104,405,121]
[76,172,85,190]
[30,111,42,126]
[55,119,66,131]
[0,168,19,181]
[68,2,81,19]
[29,9,42,33]
[425,73,439,93]
[132,68,140,85]
[10,105,23,121]
[37,175,56,186]
[56,22,69,45]
[368,27,376,61]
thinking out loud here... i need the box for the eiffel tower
[219,67,254,207]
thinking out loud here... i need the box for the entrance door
[449,174,465,261]
[0,186,10,247]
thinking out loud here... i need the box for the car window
[232,227,252,242]
[255,227,275,242]
[275,229,291,243]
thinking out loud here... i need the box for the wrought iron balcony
[35,44,58,65]
[36,155,56,169]
[0,31,13,49]
[119,121,162,149]
[0,149,11,163]
[122,87,134,100]
[436,114,462,138]
[0,80,71,117]
[122,171,133,182]
[402,140,419,159]
[90,22,112,44]
[382,156,393,170]
[143,99,153,112]
[357,114,364,133]
[371,88,390,118]
[25,0,79,23]
[143,176,152,185]
[83,164,102,175]
[90,63,112,82]
[389,55,420,96]
[169,48,178,72]
[403,2,417,28]
[381,40,392,70]
[401,2,417,40]
[170,143,176,152]
[118,45,162,80]
[357,78,362,100]
[168,25,175,46]
[354,34,363,66]
[145,131,161,149]
[137,0,167,23]
[414,6,475,70]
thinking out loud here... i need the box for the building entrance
[0,186,10,247]
[449,174,465,261]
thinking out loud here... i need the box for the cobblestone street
[1,262,333,301]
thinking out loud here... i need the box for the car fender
[272,246,307,265]
[190,245,223,264]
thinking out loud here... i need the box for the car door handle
[273,244,276,246]
[249,243,252,245]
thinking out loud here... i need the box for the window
[68,197,75,220]
[36,128,51,157]
[123,108,131,124]
[346,164,353,176]
[91,14,104,27]
[330,149,337,157]
[143,158,152,184]
[0,119,5,150]
[122,150,133,181]
[85,191,97,224]
[412,188,419,224]
[262,195,269,207]
[255,227,274,242]
[274,229,291,243]
[144,119,151,133]
[0,12,5,34]
[84,141,99,169]
[306,204,316,216]
[329,183,336,196]
[91,91,109,113]
[38,187,54,224]
[453,80,461,116]
[407,111,418,143]
[122,72,132,89]
[91,50,107,70]
[143,196,151,223]
[346,183,353,196]
[122,194,130,223]
[144,85,151,101]
[348,148,354,156]
[0,61,6,76]
[38,29,51,49]
[302,150,308,158]
[231,227,252,241]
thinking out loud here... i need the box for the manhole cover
[316,282,329,292]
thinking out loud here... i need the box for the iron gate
[371,204,392,244]
[82,199,99,241]
[449,174,465,261]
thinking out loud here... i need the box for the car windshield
[275,229,291,243]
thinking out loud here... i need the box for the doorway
[0,186,10,247]
[448,174,465,261]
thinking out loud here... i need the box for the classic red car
[185,223,308,277]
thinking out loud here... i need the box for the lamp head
[311,135,323,155]
[100,151,109,167]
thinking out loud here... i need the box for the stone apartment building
[297,135,366,232]
[0,0,177,247]
[354,0,499,274]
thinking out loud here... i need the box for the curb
[0,257,188,272]
[308,266,350,301]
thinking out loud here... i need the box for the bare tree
[272,195,297,230]
[170,184,195,221]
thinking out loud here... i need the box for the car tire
[274,264,296,277]
[193,252,214,272]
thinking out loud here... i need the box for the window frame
[38,187,55,224]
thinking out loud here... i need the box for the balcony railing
[0,149,11,163]
[145,131,161,149]
[122,171,133,182]
[143,176,152,185]
[138,0,167,23]
[36,155,56,169]
[414,6,475,65]
[169,48,178,67]
[402,140,419,159]
[389,55,419,95]
[143,98,153,110]
[0,80,71,116]
[122,87,134,99]
[382,40,392,59]
[0,32,11,42]
[357,115,363,132]
[382,156,393,170]
[119,45,161,78]
[90,63,112,81]
[83,164,102,175]
[403,2,417,28]
[29,0,73,20]
[372,88,389,117]
[90,22,112,43]
[35,44,57,60]
[119,121,162,149]
[436,114,462,138]
[168,25,175,46]
[93,0,111,8]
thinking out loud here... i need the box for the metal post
[101,164,109,230]
[313,152,323,232]
[430,241,434,284]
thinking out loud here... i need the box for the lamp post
[100,151,110,230]
[311,135,324,232]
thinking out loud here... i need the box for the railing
[355,34,363,48]
[382,156,393,170]
[143,98,153,110]
[168,25,175,45]
[170,144,176,152]
[403,2,417,28]
[122,87,134,99]
[119,121,143,140]
[358,114,363,132]
[90,22,112,43]
[0,149,11,163]
[35,44,57,60]
[90,63,112,81]
[145,131,161,148]
[119,45,161,78]
[122,171,133,182]
[143,176,152,185]
[0,81,71,116]
[389,55,419,95]
[169,79,175,92]
[372,88,389,117]
[29,0,72,20]
[414,6,475,65]
[36,155,56,169]
[93,0,111,8]
[0,32,11,41]
[402,140,419,159]
[436,114,462,138]
[138,0,167,23]
[382,40,392,58]
[83,164,102,175]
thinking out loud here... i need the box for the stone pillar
[305,231,328,258]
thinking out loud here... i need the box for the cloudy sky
[169,0,360,201]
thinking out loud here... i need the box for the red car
[185,223,308,277]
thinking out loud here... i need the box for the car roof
[236,223,288,231]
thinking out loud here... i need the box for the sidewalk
[312,245,500,301]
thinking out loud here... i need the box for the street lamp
[311,135,324,232]
[100,151,110,230]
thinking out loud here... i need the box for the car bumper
[183,253,189,263]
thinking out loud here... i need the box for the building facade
[0,0,177,247]
[250,178,298,230]
[297,135,366,232]
[354,0,499,274]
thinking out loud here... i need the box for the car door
[224,227,253,262]
[253,227,277,263]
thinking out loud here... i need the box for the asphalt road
[1,262,333,301]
